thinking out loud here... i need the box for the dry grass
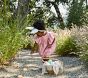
[49,25,88,60]
[70,26,88,61]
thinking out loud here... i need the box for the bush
[55,25,88,62]
[0,26,24,64]
[23,35,34,50]
[71,26,88,61]
[0,0,33,65]
[56,35,78,56]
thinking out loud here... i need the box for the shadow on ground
[0,49,88,78]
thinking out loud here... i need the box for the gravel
[0,49,88,78]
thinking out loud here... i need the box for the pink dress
[34,32,56,58]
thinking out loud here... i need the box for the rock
[18,75,24,78]
[23,68,28,71]
[12,62,20,68]
[24,64,30,68]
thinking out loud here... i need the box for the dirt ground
[0,49,88,78]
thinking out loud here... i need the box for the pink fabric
[34,32,56,58]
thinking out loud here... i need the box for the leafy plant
[0,0,35,65]
[0,25,24,64]
[71,26,88,61]
[67,0,84,28]
[56,36,78,56]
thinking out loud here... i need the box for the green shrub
[0,0,33,65]
[56,36,78,56]
[0,25,26,64]
[23,36,34,49]
[55,26,88,59]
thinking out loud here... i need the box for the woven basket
[46,65,54,74]
[47,70,54,74]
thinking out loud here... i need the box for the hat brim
[25,27,34,30]
[30,28,38,34]
[25,27,45,34]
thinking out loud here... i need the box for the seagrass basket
[46,65,54,75]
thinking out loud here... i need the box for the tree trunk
[17,0,31,19]
[51,2,65,29]
[12,0,31,28]
[86,0,88,9]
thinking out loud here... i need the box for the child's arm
[47,32,56,48]
[31,42,38,54]
[47,37,55,48]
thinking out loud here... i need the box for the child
[27,20,56,62]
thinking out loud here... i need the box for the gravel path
[0,50,88,78]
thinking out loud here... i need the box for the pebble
[18,75,24,78]
[23,68,28,71]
